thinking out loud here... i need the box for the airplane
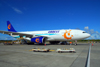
[0,21,90,44]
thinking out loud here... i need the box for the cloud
[0,35,16,40]
[84,27,95,35]
[84,26,100,39]
[4,1,23,14]
[12,7,23,14]
[90,29,95,34]
[84,26,89,30]
[5,38,8,40]
[5,37,16,40]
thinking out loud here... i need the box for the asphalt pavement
[0,43,100,67]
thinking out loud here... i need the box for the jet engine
[31,37,45,44]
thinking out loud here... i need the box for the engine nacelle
[31,37,45,44]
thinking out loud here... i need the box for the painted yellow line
[29,50,33,51]
[49,50,55,51]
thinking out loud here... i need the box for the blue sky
[0,0,100,40]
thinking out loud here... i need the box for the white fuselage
[12,29,90,41]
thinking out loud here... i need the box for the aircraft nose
[87,33,91,37]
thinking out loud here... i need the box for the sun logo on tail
[35,38,39,43]
[8,24,11,29]
[62,30,73,39]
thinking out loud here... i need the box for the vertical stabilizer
[7,21,17,32]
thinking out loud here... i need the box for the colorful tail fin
[7,21,17,32]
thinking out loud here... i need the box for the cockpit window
[83,32,86,33]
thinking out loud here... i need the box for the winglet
[7,21,17,32]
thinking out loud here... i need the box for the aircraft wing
[0,21,50,40]
[0,30,33,38]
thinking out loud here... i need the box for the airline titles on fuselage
[48,30,59,33]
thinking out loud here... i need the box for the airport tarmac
[0,43,100,67]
